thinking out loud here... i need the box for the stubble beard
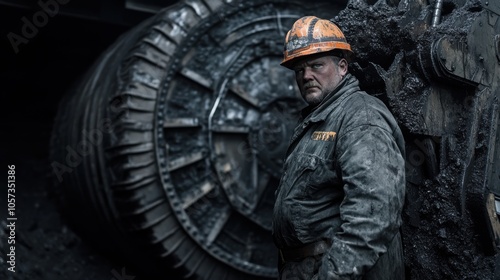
[302,82,324,106]
[303,91,324,106]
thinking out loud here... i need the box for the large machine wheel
[50,0,347,278]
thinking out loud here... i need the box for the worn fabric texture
[272,74,406,279]
[279,232,404,280]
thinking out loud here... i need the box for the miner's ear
[338,58,348,75]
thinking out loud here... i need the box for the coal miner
[272,16,406,279]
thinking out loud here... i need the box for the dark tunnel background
[0,1,166,279]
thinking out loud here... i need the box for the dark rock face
[334,1,499,279]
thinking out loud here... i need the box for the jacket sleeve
[318,122,405,280]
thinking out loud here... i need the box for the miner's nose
[302,67,314,81]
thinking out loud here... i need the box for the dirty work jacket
[272,74,406,279]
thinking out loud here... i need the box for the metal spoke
[167,151,205,171]
[182,181,216,210]
[211,125,250,133]
[164,117,200,128]
[180,67,213,89]
[206,207,231,245]
[228,85,260,109]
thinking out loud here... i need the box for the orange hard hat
[281,16,353,68]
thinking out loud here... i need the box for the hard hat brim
[280,42,353,69]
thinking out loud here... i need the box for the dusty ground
[0,150,134,280]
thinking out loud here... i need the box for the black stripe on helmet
[308,17,319,43]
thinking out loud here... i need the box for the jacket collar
[300,74,360,123]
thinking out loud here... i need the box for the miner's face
[292,54,347,106]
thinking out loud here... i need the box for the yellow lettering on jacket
[311,131,337,141]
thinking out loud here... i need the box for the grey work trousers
[279,232,405,280]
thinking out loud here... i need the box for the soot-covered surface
[334,0,498,279]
